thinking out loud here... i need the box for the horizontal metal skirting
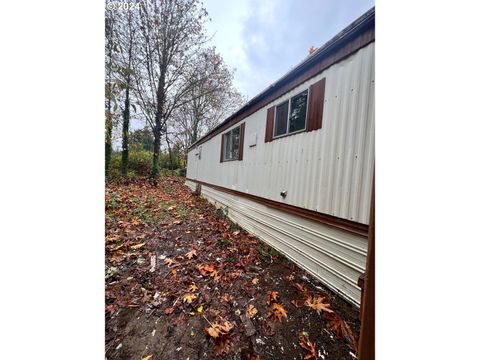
[196,183,367,307]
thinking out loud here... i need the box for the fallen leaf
[164,258,177,267]
[328,314,358,352]
[246,304,258,318]
[205,320,234,339]
[183,293,197,304]
[222,293,232,302]
[197,305,203,313]
[293,283,308,294]
[252,278,259,285]
[173,219,183,225]
[142,355,153,360]
[267,291,279,305]
[305,295,333,314]
[130,243,145,250]
[286,274,295,281]
[164,307,175,315]
[185,249,197,259]
[269,303,288,321]
[299,334,318,360]
[188,283,198,292]
[233,230,240,236]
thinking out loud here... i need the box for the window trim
[272,88,310,140]
[222,124,242,162]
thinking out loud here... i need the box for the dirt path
[105,177,360,360]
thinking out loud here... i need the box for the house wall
[187,42,374,225]
[186,41,374,306]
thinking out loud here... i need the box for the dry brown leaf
[305,295,334,314]
[269,303,288,321]
[233,230,240,236]
[164,258,177,267]
[185,249,197,259]
[286,274,295,281]
[130,242,145,250]
[188,283,198,292]
[142,355,153,360]
[252,278,259,285]
[328,315,358,352]
[164,307,175,315]
[299,335,318,360]
[183,293,197,304]
[293,283,308,293]
[173,219,183,225]
[267,291,279,305]
[222,293,233,302]
[246,304,258,318]
[205,321,234,339]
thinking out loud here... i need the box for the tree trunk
[121,85,130,177]
[152,69,166,179]
[152,126,161,178]
[105,111,113,179]
[165,131,174,175]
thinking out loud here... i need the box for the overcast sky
[203,0,374,100]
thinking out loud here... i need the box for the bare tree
[105,9,120,179]
[114,9,138,177]
[170,47,245,159]
[134,0,209,179]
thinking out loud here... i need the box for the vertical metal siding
[200,184,367,306]
[188,42,374,225]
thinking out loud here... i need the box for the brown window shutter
[265,106,275,142]
[306,77,326,132]
[220,133,225,162]
[238,123,245,160]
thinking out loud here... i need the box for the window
[273,89,308,138]
[223,125,241,161]
[265,78,326,143]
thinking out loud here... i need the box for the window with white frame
[273,89,308,137]
[223,125,241,161]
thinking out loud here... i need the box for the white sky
[203,0,375,99]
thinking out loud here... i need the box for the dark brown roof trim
[188,7,375,151]
[187,178,369,237]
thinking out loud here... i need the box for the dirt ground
[105,177,360,360]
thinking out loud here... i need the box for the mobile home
[186,8,375,307]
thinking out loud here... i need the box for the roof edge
[189,6,375,151]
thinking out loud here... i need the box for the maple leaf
[305,295,334,314]
[188,283,198,292]
[269,303,288,321]
[267,291,279,305]
[328,315,358,352]
[164,258,177,267]
[299,335,318,360]
[183,293,197,304]
[293,283,308,294]
[246,304,258,318]
[185,249,197,259]
[205,320,234,339]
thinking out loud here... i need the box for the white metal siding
[200,184,367,306]
[188,42,374,225]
